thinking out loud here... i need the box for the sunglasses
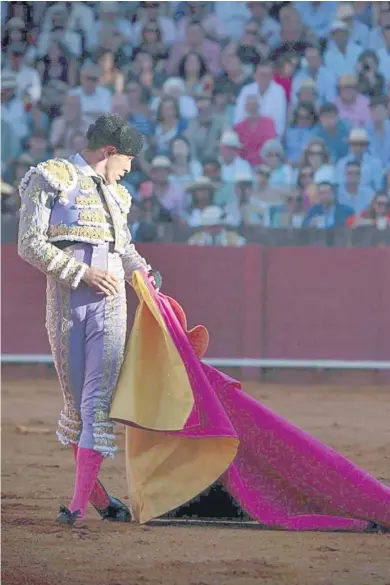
[267,152,280,157]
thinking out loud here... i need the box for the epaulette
[112,183,132,214]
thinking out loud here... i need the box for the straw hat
[337,3,355,20]
[186,176,216,193]
[220,131,242,149]
[338,74,358,87]
[197,205,223,226]
[330,20,349,32]
[150,156,171,169]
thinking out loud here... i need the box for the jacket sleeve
[18,171,89,289]
[121,225,152,281]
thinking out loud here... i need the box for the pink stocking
[69,447,104,519]
[71,444,110,510]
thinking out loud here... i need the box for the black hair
[178,51,207,80]
[86,114,144,156]
[319,102,338,115]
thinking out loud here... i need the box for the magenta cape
[110,272,390,530]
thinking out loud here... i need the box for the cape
[110,271,390,531]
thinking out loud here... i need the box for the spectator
[276,5,317,58]
[294,79,320,112]
[1,71,29,143]
[126,81,154,138]
[346,192,390,228]
[215,44,252,102]
[295,1,338,40]
[245,1,281,49]
[334,74,370,128]
[236,21,263,67]
[235,61,287,136]
[224,172,259,227]
[186,177,217,227]
[92,2,133,49]
[301,138,335,184]
[219,131,253,183]
[177,2,225,43]
[337,2,370,48]
[1,115,21,169]
[270,190,306,229]
[132,1,177,47]
[260,140,295,188]
[324,20,363,77]
[250,164,288,223]
[337,161,376,214]
[303,182,354,228]
[151,78,198,121]
[234,94,277,168]
[273,53,296,103]
[154,97,187,156]
[167,19,221,76]
[336,128,384,190]
[168,136,203,189]
[203,158,235,207]
[367,96,390,167]
[356,51,386,98]
[69,132,87,155]
[291,43,337,105]
[285,102,317,165]
[140,156,186,218]
[2,16,28,52]
[296,165,317,209]
[37,40,76,88]
[96,50,125,95]
[185,94,225,163]
[68,63,112,123]
[368,7,390,51]
[178,52,209,96]
[188,205,246,247]
[135,22,169,64]
[5,43,42,104]
[212,1,252,41]
[50,95,88,150]
[313,103,351,162]
[37,2,82,59]
[25,130,51,164]
[377,22,390,84]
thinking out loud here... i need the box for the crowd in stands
[2,1,390,244]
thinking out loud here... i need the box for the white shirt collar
[70,153,100,178]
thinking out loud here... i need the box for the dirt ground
[2,369,390,585]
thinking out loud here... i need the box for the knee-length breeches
[45,243,127,458]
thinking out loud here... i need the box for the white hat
[235,171,253,183]
[186,176,216,192]
[220,131,242,149]
[6,17,25,28]
[151,156,172,169]
[2,71,18,89]
[348,128,369,143]
[198,205,223,227]
[330,20,349,32]
[337,3,355,19]
[163,77,186,94]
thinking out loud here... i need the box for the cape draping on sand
[110,271,390,530]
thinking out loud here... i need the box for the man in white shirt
[324,20,363,77]
[68,64,112,124]
[5,43,42,104]
[369,9,390,51]
[337,3,370,48]
[37,2,82,59]
[234,61,287,137]
[1,71,29,143]
[218,131,253,183]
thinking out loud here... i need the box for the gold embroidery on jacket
[47,224,115,242]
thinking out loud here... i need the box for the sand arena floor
[2,369,390,585]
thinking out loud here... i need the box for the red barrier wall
[2,244,389,362]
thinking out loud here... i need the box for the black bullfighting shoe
[364,521,390,534]
[56,505,82,525]
[92,492,132,522]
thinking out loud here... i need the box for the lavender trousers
[46,243,127,458]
